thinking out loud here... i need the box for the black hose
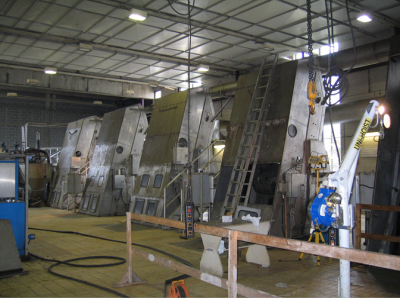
[29,227,193,267]
[29,253,129,298]
[29,227,195,297]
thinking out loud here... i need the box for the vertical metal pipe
[24,154,29,256]
[163,188,166,218]
[126,212,132,284]
[200,172,203,222]
[180,189,183,221]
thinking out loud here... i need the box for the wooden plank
[130,246,280,298]
[131,212,185,229]
[361,233,400,243]
[237,231,400,271]
[228,230,238,298]
[355,204,362,250]
[358,204,400,212]
[128,213,400,271]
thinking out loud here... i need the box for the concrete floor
[1,207,399,297]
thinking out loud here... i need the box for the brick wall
[0,97,114,149]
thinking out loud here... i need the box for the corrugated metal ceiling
[0,0,398,89]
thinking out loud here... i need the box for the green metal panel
[139,91,188,166]
[222,61,298,166]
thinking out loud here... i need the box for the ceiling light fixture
[79,43,93,52]
[27,79,39,85]
[148,81,159,87]
[123,90,135,96]
[357,13,372,23]
[129,8,147,21]
[44,67,57,74]
[197,64,209,72]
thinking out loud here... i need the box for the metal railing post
[126,212,133,283]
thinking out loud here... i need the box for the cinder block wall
[0,97,113,149]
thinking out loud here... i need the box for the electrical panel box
[173,147,188,165]
[67,174,82,194]
[113,175,125,189]
[191,173,212,205]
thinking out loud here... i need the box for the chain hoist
[307,0,317,115]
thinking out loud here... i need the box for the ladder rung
[261,74,270,78]
[258,85,268,88]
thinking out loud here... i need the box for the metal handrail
[165,140,218,189]
[163,140,219,218]
[201,148,224,171]
[165,192,181,209]
[75,161,90,174]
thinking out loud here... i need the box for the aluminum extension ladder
[220,54,279,217]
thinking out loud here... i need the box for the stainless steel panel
[129,88,217,219]
[79,106,148,216]
[50,115,102,208]
[191,173,211,205]
[0,163,16,198]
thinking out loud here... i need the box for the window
[90,194,99,212]
[134,199,145,214]
[82,194,91,211]
[89,176,96,186]
[155,90,161,99]
[97,176,104,187]
[319,42,339,56]
[153,174,163,188]
[146,201,158,216]
[140,174,150,187]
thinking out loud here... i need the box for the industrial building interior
[1,0,400,297]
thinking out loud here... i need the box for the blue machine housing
[0,202,26,255]
[310,187,336,227]
[0,158,26,256]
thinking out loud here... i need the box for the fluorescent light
[79,43,93,52]
[281,57,292,61]
[129,8,147,21]
[123,90,135,95]
[214,145,225,149]
[357,14,372,22]
[197,64,209,72]
[148,81,159,87]
[27,79,39,85]
[44,67,57,74]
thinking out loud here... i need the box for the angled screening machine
[212,59,327,238]
[79,105,147,216]
[129,88,217,220]
[49,116,102,209]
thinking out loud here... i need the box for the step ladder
[220,54,279,217]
